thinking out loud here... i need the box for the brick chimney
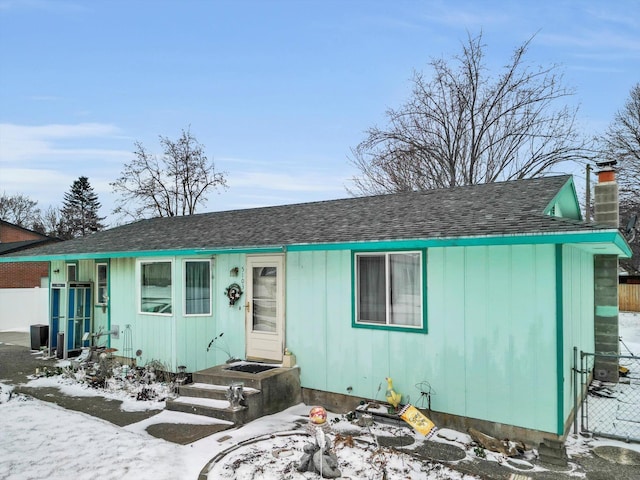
[593,160,619,382]
[594,161,619,227]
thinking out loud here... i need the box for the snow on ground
[0,391,192,480]
[25,359,171,412]
[0,312,639,479]
[0,392,479,480]
[0,395,570,480]
[620,311,640,355]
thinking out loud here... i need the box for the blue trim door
[67,284,92,350]
[50,288,61,349]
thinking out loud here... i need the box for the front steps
[166,362,301,428]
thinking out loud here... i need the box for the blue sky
[0,0,638,226]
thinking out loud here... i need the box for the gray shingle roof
[4,175,609,257]
[0,239,53,254]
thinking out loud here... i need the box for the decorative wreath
[225,283,243,306]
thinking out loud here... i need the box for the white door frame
[245,254,285,362]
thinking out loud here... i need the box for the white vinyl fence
[0,288,49,331]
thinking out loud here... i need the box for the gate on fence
[574,349,640,442]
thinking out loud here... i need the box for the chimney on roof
[594,160,619,228]
[592,159,620,383]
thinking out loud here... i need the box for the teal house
[2,175,631,442]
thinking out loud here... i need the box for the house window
[355,251,424,329]
[184,260,211,315]
[96,263,108,305]
[66,263,77,282]
[140,261,172,314]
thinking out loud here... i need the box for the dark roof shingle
[5,175,606,257]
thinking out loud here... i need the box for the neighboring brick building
[0,220,58,288]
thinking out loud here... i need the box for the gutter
[0,229,631,263]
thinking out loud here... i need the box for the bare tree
[349,33,589,195]
[35,205,66,238]
[111,128,227,220]
[1,192,66,238]
[0,192,41,228]
[599,83,640,200]
[598,83,640,273]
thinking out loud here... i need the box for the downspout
[555,244,565,436]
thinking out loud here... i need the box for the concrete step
[192,363,281,390]
[178,382,260,401]
[166,396,247,424]
[169,363,302,427]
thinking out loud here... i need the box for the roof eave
[287,230,632,256]
[0,245,285,263]
[1,229,630,263]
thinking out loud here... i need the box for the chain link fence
[576,351,640,442]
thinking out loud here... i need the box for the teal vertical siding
[106,258,174,369]
[286,244,559,433]
[431,247,466,414]
[108,258,132,357]
[49,241,594,435]
[175,254,246,371]
[115,254,245,371]
[74,255,248,372]
[561,246,594,433]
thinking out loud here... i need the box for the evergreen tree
[61,176,105,239]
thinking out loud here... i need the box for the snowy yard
[0,389,482,480]
[581,311,640,441]
[1,311,639,479]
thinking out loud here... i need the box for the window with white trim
[96,263,108,305]
[140,261,172,314]
[66,263,77,282]
[184,260,211,315]
[355,251,423,329]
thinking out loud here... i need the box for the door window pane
[252,266,276,332]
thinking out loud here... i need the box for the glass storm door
[50,287,62,350]
[67,283,92,350]
[245,255,284,362]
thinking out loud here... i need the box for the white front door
[245,255,285,362]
